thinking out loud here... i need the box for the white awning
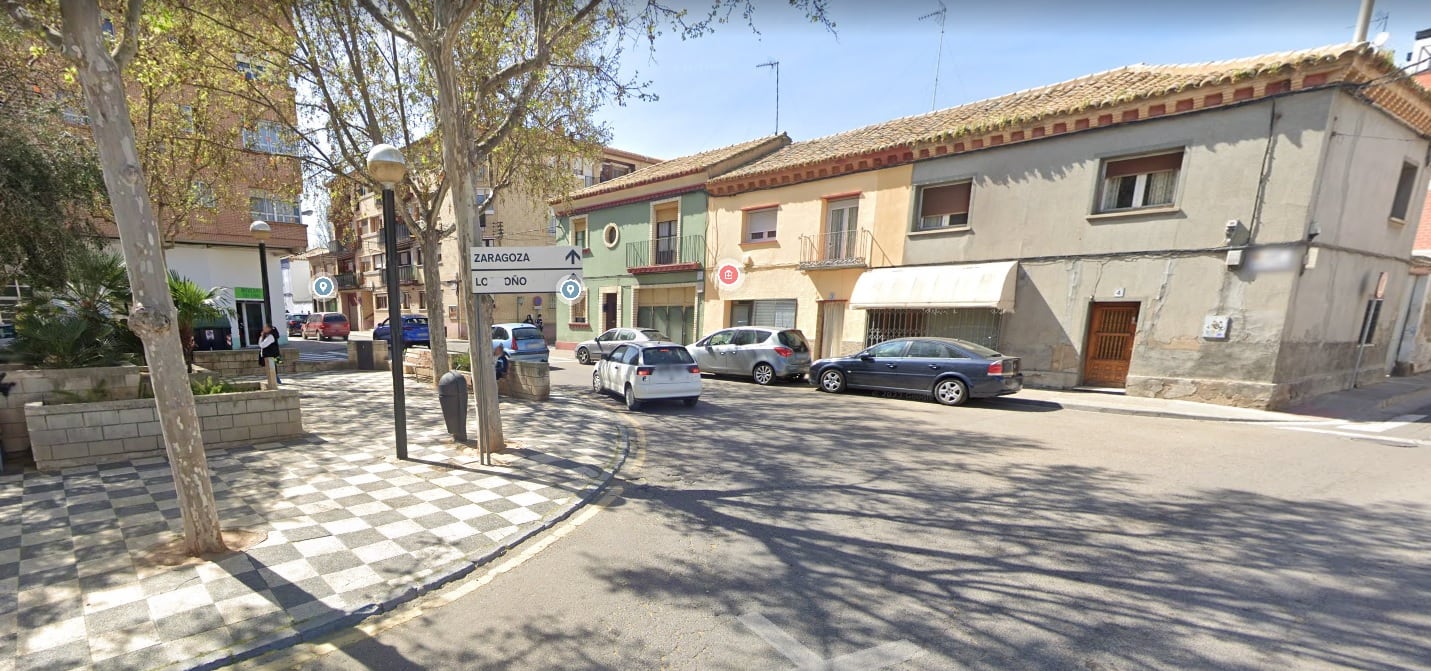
[849,261,1018,312]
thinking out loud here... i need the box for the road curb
[995,396,1303,424]
[194,409,634,671]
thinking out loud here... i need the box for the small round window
[602,223,620,249]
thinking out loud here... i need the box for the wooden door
[1083,302,1140,387]
[602,293,617,331]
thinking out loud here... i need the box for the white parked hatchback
[592,342,702,410]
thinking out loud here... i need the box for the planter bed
[24,389,303,470]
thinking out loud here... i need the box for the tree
[0,23,107,290]
[168,271,230,373]
[357,0,832,454]
[3,0,227,556]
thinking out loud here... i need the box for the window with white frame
[249,192,300,223]
[191,182,217,209]
[243,120,302,155]
[571,217,588,249]
[1391,162,1419,222]
[916,181,971,230]
[825,198,860,259]
[1097,150,1183,213]
[744,207,778,242]
[654,203,679,264]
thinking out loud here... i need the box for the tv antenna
[757,60,779,134]
[918,0,947,111]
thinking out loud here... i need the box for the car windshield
[639,329,668,341]
[642,346,694,364]
[947,339,1002,358]
[512,327,543,341]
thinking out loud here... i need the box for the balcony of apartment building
[798,229,879,271]
[627,234,705,274]
[335,272,359,290]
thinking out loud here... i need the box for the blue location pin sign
[557,276,584,304]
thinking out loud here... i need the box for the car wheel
[576,347,591,365]
[933,378,969,407]
[752,362,775,386]
[624,385,642,410]
[819,369,846,393]
[682,397,698,407]
[592,371,603,395]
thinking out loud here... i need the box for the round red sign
[718,264,740,285]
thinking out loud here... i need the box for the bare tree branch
[356,0,424,50]
[110,0,143,70]
[2,1,65,52]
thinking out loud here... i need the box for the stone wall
[498,361,550,401]
[193,348,299,377]
[346,340,389,369]
[404,349,436,383]
[0,365,143,462]
[25,389,303,470]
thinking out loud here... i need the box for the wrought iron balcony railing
[626,234,705,272]
[335,273,358,289]
[798,229,872,271]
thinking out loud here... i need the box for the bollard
[437,370,469,441]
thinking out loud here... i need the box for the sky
[595,0,1431,160]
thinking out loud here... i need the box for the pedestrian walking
[534,314,544,331]
[523,314,534,325]
[259,324,283,385]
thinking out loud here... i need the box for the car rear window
[642,346,694,364]
[324,314,346,323]
[404,317,428,325]
[949,339,1001,358]
[512,327,543,341]
[639,329,668,341]
[777,330,808,351]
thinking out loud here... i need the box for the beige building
[702,43,1431,408]
[314,146,659,337]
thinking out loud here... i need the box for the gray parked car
[687,326,811,385]
[575,327,669,365]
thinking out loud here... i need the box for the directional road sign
[311,275,337,299]
[470,246,583,295]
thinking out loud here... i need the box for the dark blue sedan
[373,315,430,348]
[810,337,1022,406]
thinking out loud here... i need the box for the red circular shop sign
[714,258,745,290]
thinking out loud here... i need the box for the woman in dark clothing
[259,324,282,384]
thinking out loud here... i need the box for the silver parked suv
[687,326,812,385]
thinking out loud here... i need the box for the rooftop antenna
[918,0,947,111]
[757,60,779,134]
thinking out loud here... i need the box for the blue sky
[597,0,1431,160]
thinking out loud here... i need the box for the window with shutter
[744,208,778,242]
[916,182,972,230]
[1097,150,1184,213]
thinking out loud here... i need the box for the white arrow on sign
[473,268,583,294]
[470,245,582,271]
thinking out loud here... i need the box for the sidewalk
[992,372,1431,424]
[0,370,630,671]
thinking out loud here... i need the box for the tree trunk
[432,49,504,453]
[59,0,226,555]
[420,233,450,381]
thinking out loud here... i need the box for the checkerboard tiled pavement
[0,370,630,671]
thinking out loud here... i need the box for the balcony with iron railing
[398,265,420,284]
[626,234,705,274]
[798,229,875,271]
[335,272,358,289]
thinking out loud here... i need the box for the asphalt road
[275,355,1431,670]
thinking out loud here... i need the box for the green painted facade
[557,191,708,346]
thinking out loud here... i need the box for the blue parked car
[373,315,430,348]
[810,337,1022,406]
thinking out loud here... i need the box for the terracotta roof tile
[558,134,788,202]
[716,43,1384,182]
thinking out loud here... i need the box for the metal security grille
[637,305,694,345]
[865,308,1002,349]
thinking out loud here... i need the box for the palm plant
[7,247,136,368]
[168,272,231,372]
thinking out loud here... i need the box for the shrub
[451,353,471,371]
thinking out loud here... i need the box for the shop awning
[849,261,1018,312]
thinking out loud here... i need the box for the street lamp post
[249,221,277,390]
[367,144,408,460]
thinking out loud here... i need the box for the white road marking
[1275,425,1425,447]
[1335,414,1426,433]
[738,612,925,671]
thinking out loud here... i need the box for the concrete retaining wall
[193,348,299,377]
[0,365,143,462]
[499,361,550,401]
[24,389,303,470]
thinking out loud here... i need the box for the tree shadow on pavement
[583,385,1431,670]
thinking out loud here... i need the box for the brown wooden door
[1083,302,1140,387]
[602,293,618,330]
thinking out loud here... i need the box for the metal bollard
[437,370,469,442]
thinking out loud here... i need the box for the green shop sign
[234,287,264,300]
